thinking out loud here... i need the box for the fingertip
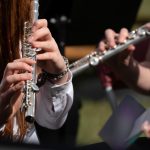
[98,41,105,51]
[142,120,149,130]
[109,41,117,49]
[128,45,136,51]
[118,28,129,43]
[28,36,34,43]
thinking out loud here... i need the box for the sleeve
[35,70,74,129]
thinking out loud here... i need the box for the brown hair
[0,0,33,142]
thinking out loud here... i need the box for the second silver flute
[69,26,150,75]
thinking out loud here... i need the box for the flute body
[22,0,40,123]
[69,27,150,75]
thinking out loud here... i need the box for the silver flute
[22,0,40,123]
[69,26,150,75]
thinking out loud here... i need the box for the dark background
[39,0,142,46]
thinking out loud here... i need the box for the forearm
[108,57,150,95]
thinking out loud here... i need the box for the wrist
[49,71,69,84]
[37,56,69,86]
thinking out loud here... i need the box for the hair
[0,0,33,142]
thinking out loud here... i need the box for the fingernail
[30,67,33,71]
[113,45,117,49]
[28,36,34,42]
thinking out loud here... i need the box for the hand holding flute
[99,23,150,139]
[69,24,150,75]
[98,23,150,94]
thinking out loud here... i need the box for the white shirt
[23,70,74,144]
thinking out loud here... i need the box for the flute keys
[128,30,136,39]
[31,83,39,92]
[137,28,147,36]
[89,57,99,66]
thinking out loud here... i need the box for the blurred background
[39,0,150,148]
[71,0,150,146]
